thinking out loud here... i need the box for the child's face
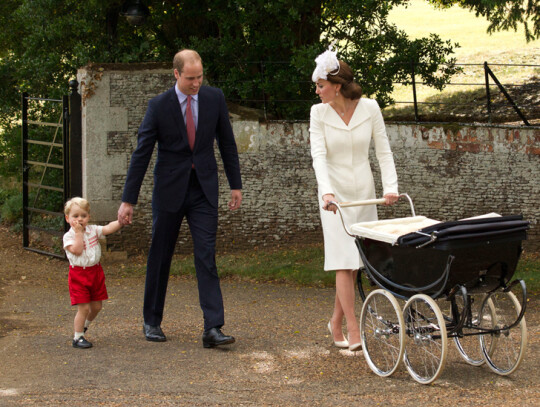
[65,204,90,230]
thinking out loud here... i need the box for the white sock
[84,320,92,329]
[74,332,84,340]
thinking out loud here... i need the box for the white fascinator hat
[311,43,340,82]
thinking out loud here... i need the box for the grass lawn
[388,0,538,62]
[169,245,332,287]
[385,0,540,122]
[158,244,540,294]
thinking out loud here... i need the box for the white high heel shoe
[327,321,349,348]
[347,330,362,351]
[348,341,362,352]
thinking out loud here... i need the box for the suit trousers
[143,171,224,331]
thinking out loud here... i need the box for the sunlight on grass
[388,0,538,62]
[386,0,540,116]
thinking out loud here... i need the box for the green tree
[429,0,540,42]
[1,0,460,180]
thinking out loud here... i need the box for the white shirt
[63,224,104,267]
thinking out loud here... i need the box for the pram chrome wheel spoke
[360,289,405,377]
[453,294,496,366]
[480,291,527,375]
[403,294,447,384]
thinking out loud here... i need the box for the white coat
[309,98,399,271]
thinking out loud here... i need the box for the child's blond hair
[64,197,90,215]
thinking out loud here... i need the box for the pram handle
[338,198,386,207]
[335,193,415,215]
[330,193,416,237]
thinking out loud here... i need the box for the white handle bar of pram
[337,198,387,207]
[329,193,416,237]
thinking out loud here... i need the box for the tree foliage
[429,0,540,42]
[0,0,463,179]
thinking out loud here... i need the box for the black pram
[332,194,529,384]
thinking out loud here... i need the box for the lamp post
[120,0,150,26]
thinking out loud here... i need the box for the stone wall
[78,64,539,256]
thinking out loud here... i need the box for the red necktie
[186,95,195,150]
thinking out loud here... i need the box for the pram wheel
[479,291,527,375]
[403,294,448,384]
[453,294,496,366]
[360,289,405,377]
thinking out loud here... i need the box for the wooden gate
[22,80,82,258]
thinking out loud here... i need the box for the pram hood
[397,214,529,247]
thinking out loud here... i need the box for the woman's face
[315,79,339,104]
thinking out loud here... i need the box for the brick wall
[78,64,539,256]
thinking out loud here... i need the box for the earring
[335,92,338,96]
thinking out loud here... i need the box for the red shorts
[68,263,109,305]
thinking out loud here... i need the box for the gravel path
[1,227,539,406]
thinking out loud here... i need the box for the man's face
[175,61,203,95]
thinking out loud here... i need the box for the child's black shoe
[72,336,93,349]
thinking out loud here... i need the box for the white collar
[175,85,199,103]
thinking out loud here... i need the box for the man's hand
[228,190,242,211]
[118,202,133,225]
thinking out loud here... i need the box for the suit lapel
[194,88,207,151]
[321,104,349,130]
[321,99,371,130]
[167,87,186,132]
[348,99,371,129]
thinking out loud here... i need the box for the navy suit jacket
[122,85,242,212]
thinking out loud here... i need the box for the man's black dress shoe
[143,323,167,342]
[202,327,235,348]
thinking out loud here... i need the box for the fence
[389,62,539,126]
[21,81,82,258]
[211,61,539,126]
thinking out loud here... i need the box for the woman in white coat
[309,49,399,351]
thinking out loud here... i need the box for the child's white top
[63,224,104,267]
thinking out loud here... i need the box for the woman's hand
[322,194,337,213]
[384,193,399,206]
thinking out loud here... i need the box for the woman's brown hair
[327,60,362,100]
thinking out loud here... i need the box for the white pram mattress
[350,213,502,245]
[351,216,440,245]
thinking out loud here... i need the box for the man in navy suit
[117,49,242,347]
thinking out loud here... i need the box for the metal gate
[22,80,82,258]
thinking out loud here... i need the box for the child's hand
[71,220,84,233]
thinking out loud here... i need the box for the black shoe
[143,323,167,342]
[72,336,93,349]
[202,327,235,348]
